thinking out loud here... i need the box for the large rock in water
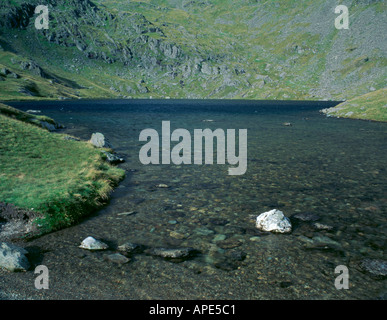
[90,133,113,149]
[256,209,292,234]
[79,236,108,251]
[0,242,30,272]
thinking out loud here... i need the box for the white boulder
[256,209,292,234]
[90,133,113,149]
[79,236,108,251]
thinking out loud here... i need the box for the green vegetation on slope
[0,104,125,235]
[321,88,387,122]
[0,102,57,127]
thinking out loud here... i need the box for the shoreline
[5,96,386,123]
[0,99,386,300]
[0,104,126,240]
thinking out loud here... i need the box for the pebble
[312,222,334,231]
[214,260,238,271]
[147,247,197,260]
[280,281,293,288]
[213,234,227,242]
[217,238,243,249]
[117,211,136,216]
[226,249,247,262]
[117,242,141,255]
[311,235,341,247]
[291,212,320,222]
[104,253,130,265]
[169,231,187,240]
[208,218,229,226]
[194,227,215,236]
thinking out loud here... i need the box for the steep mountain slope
[0,0,386,105]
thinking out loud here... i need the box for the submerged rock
[146,247,197,260]
[226,249,247,262]
[359,259,387,279]
[256,209,292,234]
[0,242,30,272]
[312,222,334,231]
[214,260,238,271]
[104,253,130,265]
[194,227,215,236]
[117,242,142,255]
[156,183,169,188]
[291,212,320,222]
[117,211,136,217]
[311,235,341,247]
[302,236,345,257]
[217,238,243,249]
[79,236,108,251]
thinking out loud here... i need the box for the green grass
[0,103,57,127]
[321,88,387,122]
[0,105,125,235]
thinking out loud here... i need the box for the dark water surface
[2,99,386,300]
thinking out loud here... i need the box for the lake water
[2,99,387,300]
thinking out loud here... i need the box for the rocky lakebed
[1,99,386,300]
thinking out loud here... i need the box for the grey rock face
[0,67,19,78]
[20,61,49,78]
[0,242,30,272]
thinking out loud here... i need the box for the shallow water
[2,99,386,300]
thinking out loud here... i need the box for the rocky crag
[0,0,385,114]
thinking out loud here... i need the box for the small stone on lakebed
[104,253,130,265]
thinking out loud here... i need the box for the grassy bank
[0,102,59,128]
[320,88,387,122]
[0,104,125,236]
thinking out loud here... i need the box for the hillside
[321,87,387,121]
[0,0,386,118]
